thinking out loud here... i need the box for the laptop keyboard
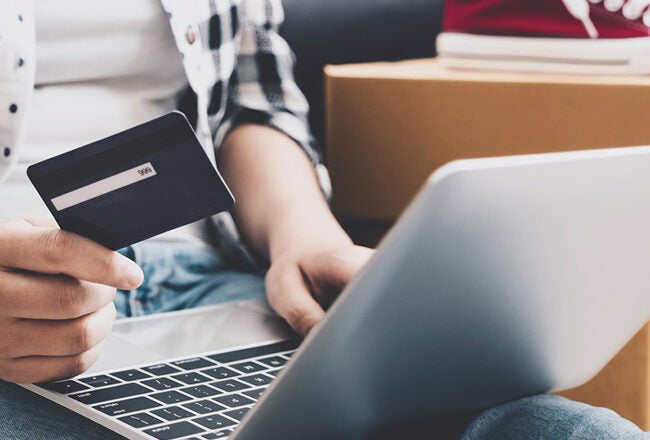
[39,340,298,440]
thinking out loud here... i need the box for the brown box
[558,323,650,430]
[325,58,650,221]
[325,58,650,429]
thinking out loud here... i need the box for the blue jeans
[0,241,647,439]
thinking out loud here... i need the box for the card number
[50,163,158,211]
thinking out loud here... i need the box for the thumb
[265,262,325,337]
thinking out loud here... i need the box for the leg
[115,240,267,318]
[461,394,649,440]
[0,380,125,439]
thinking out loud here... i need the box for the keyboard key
[79,375,121,388]
[181,385,221,398]
[39,380,89,394]
[70,383,150,405]
[224,407,250,421]
[202,430,230,438]
[242,388,265,400]
[266,369,281,377]
[142,377,184,391]
[207,340,299,363]
[200,367,240,380]
[213,393,254,408]
[239,374,273,387]
[172,358,215,370]
[150,390,193,405]
[118,412,163,428]
[94,396,160,416]
[193,414,236,430]
[211,379,250,393]
[257,356,287,368]
[172,372,212,385]
[152,406,195,421]
[142,364,182,376]
[110,369,152,382]
[229,361,266,374]
[183,399,226,415]
[144,421,204,439]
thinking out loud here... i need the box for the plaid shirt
[0,0,330,266]
[163,0,331,267]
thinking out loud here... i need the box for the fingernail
[124,261,144,288]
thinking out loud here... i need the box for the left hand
[265,243,373,337]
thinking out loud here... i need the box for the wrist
[267,202,352,262]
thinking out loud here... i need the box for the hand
[0,218,143,383]
[265,243,374,336]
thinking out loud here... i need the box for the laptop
[22,146,650,439]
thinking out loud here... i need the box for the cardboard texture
[559,323,650,430]
[325,58,650,221]
[325,58,650,429]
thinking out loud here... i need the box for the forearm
[218,124,351,261]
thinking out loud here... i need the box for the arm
[220,124,347,261]
[219,125,372,336]
[210,0,372,335]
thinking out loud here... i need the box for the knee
[461,395,646,440]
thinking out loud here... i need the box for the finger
[305,246,374,290]
[301,246,374,309]
[0,221,143,289]
[2,341,105,384]
[266,263,325,337]
[22,217,58,228]
[6,302,116,358]
[0,271,115,320]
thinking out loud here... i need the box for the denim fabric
[0,380,125,440]
[114,240,266,318]
[461,395,649,440]
[0,241,647,439]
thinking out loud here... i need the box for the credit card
[27,111,234,250]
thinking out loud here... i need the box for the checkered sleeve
[205,0,331,268]
[214,0,326,177]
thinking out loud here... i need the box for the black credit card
[27,112,234,250]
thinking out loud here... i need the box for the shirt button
[186,26,197,44]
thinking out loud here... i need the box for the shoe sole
[437,32,650,75]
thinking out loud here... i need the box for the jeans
[0,241,647,439]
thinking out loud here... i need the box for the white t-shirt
[0,0,188,225]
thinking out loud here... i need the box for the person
[0,1,646,439]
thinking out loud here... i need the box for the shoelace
[562,0,650,38]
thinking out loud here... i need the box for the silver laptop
[23,146,650,440]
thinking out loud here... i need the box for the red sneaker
[437,0,650,74]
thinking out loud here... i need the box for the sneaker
[437,0,650,75]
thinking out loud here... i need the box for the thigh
[461,394,649,440]
[0,381,125,440]
[115,240,267,318]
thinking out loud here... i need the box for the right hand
[0,218,143,384]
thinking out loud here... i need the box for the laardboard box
[325,58,650,429]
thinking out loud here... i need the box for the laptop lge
[22,146,650,439]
